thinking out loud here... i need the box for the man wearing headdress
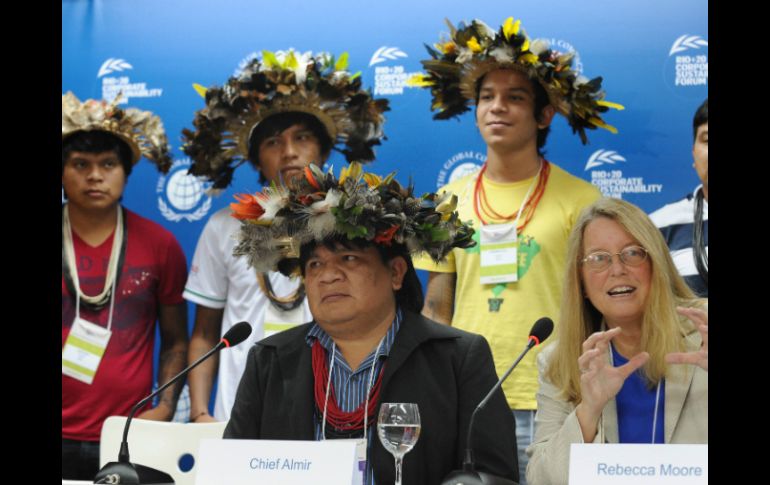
[649,98,708,297]
[61,93,189,480]
[224,162,519,485]
[181,50,389,424]
[410,17,623,482]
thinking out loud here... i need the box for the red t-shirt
[62,209,187,441]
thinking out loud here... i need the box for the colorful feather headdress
[410,17,624,143]
[62,91,173,173]
[230,162,475,276]
[182,49,390,189]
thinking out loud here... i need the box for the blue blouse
[611,344,666,444]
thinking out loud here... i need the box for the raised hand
[575,327,649,442]
[577,327,649,415]
[665,306,708,372]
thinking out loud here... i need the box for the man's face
[62,150,127,212]
[475,69,554,152]
[257,123,326,184]
[692,122,708,195]
[303,244,406,334]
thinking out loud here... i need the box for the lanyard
[692,185,708,284]
[610,341,663,444]
[321,338,385,442]
[510,160,542,228]
[63,204,122,330]
[651,380,662,444]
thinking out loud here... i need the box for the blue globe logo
[166,170,204,211]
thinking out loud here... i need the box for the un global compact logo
[436,151,485,189]
[546,38,583,74]
[156,158,212,222]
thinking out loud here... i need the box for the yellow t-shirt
[414,162,601,409]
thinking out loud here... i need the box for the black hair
[247,112,333,184]
[475,70,552,156]
[62,130,134,176]
[693,98,708,141]
[297,236,424,314]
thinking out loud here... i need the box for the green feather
[262,50,279,68]
[335,52,349,71]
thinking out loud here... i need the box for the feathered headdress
[182,49,390,189]
[410,17,624,143]
[62,92,173,172]
[230,162,475,276]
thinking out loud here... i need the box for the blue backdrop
[62,0,708,390]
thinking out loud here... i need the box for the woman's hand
[575,327,649,442]
[578,327,649,415]
[665,306,708,372]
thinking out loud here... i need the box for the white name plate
[569,443,707,484]
[195,439,358,485]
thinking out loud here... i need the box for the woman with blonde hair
[526,197,707,485]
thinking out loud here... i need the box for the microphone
[94,321,252,484]
[442,317,554,485]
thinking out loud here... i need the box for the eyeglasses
[581,245,648,272]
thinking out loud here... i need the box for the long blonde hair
[546,198,704,403]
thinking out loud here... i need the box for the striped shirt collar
[305,307,403,372]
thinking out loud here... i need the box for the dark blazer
[225,310,519,485]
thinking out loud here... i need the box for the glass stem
[395,455,403,485]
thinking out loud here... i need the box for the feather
[261,50,280,69]
[335,52,349,72]
[597,100,625,111]
[193,83,208,98]
[502,17,516,40]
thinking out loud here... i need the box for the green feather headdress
[183,49,390,189]
[230,162,475,276]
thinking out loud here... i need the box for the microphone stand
[442,337,542,485]
[93,342,227,484]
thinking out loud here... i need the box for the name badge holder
[477,162,541,285]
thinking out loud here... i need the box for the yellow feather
[339,162,363,185]
[502,17,515,40]
[406,74,433,87]
[512,19,521,35]
[363,173,382,187]
[192,83,207,98]
[436,193,457,214]
[589,117,619,134]
[521,37,530,52]
[467,36,482,53]
[597,100,625,111]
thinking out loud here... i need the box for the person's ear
[389,256,408,291]
[537,105,556,130]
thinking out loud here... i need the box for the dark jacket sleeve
[223,344,263,438]
[459,334,519,482]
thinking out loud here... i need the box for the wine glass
[377,402,421,485]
